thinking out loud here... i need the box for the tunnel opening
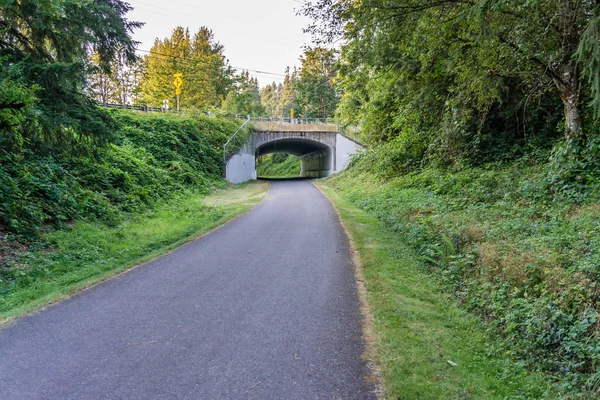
[254,138,334,179]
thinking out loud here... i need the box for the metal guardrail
[101,103,182,113]
[249,117,339,133]
[223,117,252,163]
[248,117,336,124]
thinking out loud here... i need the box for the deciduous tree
[302,0,600,142]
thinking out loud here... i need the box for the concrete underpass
[225,128,361,184]
[255,138,333,179]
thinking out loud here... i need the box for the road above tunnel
[0,180,375,399]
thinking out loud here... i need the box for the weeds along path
[317,181,560,399]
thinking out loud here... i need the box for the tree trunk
[555,1,583,139]
[553,63,582,139]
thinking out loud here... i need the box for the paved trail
[0,180,375,399]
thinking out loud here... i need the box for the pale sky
[126,0,313,87]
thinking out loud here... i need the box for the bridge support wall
[300,150,333,178]
[335,133,360,172]
[225,153,256,184]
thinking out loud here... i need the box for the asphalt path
[0,180,375,399]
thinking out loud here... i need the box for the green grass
[317,181,559,399]
[0,181,269,322]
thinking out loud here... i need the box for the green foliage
[319,182,558,399]
[326,151,600,397]
[0,110,240,239]
[220,71,264,116]
[0,61,37,150]
[546,135,600,202]
[260,67,299,118]
[256,153,301,178]
[0,0,141,153]
[136,26,234,110]
[294,47,339,118]
[303,0,599,162]
[87,52,144,105]
[260,47,339,119]
[259,82,281,117]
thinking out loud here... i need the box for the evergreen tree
[276,67,299,118]
[88,51,143,105]
[137,26,234,110]
[221,71,264,116]
[260,83,280,117]
[0,0,142,153]
[294,47,339,118]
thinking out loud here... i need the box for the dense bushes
[328,150,600,397]
[0,110,242,239]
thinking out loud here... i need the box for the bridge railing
[250,117,339,132]
[99,103,217,117]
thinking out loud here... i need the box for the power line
[129,0,305,48]
[167,0,292,36]
[134,48,286,78]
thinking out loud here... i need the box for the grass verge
[0,181,269,323]
[316,180,559,400]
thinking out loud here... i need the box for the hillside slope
[325,151,600,397]
[0,110,266,318]
[0,110,244,240]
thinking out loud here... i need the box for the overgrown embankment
[1,110,241,239]
[256,153,301,178]
[325,147,600,397]
[319,182,557,399]
[0,110,264,319]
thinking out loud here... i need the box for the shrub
[0,110,240,240]
[328,150,600,396]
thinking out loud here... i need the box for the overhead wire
[128,0,305,47]
[167,0,293,36]
[127,0,307,83]
[134,48,286,79]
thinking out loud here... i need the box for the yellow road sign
[175,87,181,95]
[290,108,294,119]
[173,73,183,89]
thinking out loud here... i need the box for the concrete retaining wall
[300,150,333,178]
[225,153,256,184]
[335,133,362,172]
